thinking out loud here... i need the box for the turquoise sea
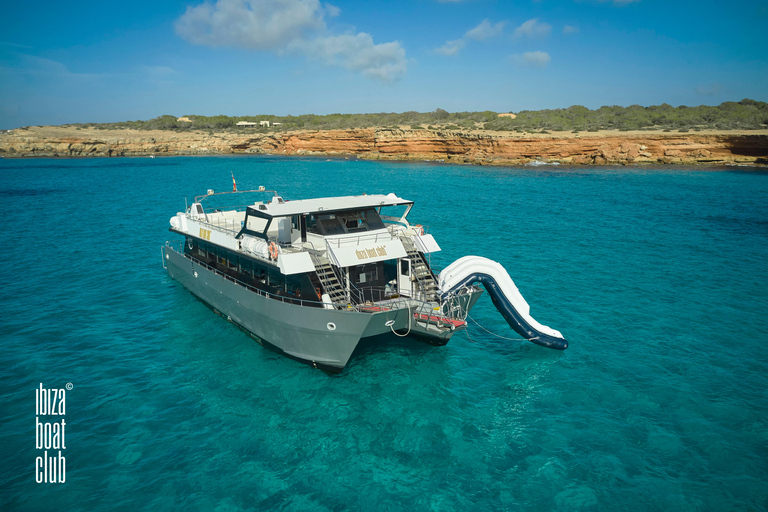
[1,156,767,511]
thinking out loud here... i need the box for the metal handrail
[197,215,241,235]
[193,188,278,204]
[167,243,413,314]
[324,230,396,248]
[178,248,331,308]
[165,242,472,323]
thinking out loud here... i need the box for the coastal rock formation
[1,126,766,166]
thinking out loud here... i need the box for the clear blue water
[1,156,767,511]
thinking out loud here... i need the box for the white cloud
[175,0,325,50]
[512,51,551,68]
[563,25,579,34]
[324,3,340,17]
[175,0,406,81]
[434,19,505,56]
[435,39,465,56]
[514,18,552,39]
[465,19,506,41]
[292,33,407,81]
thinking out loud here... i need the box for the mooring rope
[389,304,412,337]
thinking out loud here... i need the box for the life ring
[269,242,278,260]
[413,224,424,236]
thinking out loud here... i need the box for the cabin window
[267,268,284,294]
[306,214,318,233]
[336,209,385,233]
[284,274,314,300]
[184,237,319,304]
[356,263,378,284]
[362,209,385,230]
[307,208,386,235]
[400,259,409,276]
[317,214,345,235]
[341,211,365,233]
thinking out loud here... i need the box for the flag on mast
[231,172,237,192]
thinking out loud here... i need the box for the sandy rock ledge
[1,126,766,166]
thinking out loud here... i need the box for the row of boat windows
[185,239,318,301]
[185,237,408,303]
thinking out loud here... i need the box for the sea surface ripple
[1,156,767,511]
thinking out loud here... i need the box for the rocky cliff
[1,126,766,166]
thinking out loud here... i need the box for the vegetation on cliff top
[62,99,767,133]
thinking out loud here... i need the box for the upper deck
[169,189,440,275]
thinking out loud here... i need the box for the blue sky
[1,0,767,129]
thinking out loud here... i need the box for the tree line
[69,100,767,133]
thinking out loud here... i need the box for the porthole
[327,322,336,331]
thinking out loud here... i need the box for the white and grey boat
[162,187,568,373]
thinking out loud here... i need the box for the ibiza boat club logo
[35,382,69,483]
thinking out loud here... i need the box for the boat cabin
[170,191,441,309]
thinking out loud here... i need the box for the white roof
[249,193,412,217]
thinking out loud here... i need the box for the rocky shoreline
[1,125,766,166]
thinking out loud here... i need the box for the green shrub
[59,100,767,132]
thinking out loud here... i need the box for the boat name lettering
[355,246,387,260]
[199,228,211,241]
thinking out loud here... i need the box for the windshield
[307,208,385,235]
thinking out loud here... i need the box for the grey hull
[164,246,415,372]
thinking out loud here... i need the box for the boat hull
[163,246,420,372]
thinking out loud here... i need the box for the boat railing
[193,188,278,206]
[196,215,242,236]
[324,230,397,249]
[166,242,413,314]
[349,282,469,325]
[170,243,334,309]
[352,286,399,304]
[382,218,430,235]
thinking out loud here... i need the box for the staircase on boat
[400,236,439,302]
[310,253,347,305]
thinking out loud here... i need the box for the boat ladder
[400,236,439,302]
[310,253,347,305]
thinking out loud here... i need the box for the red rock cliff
[1,126,766,166]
